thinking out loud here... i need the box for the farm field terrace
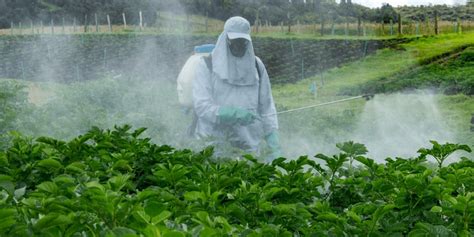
[0,32,473,236]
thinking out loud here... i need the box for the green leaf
[144,200,166,218]
[430,206,442,213]
[65,162,86,174]
[184,191,206,202]
[106,227,137,237]
[0,175,15,195]
[37,181,59,194]
[133,210,150,224]
[163,231,186,237]
[14,186,26,200]
[37,158,63,172]
[336,141,368,157]
[151,211,172,225]
[34,213,72,231]
[0,152,9,166]
[408,223,456,237]
[0,208,17,232]
[107,174,130,192]
[142,225,161,237]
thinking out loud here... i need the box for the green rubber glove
[218,106,256,126]
[265,130,282,162]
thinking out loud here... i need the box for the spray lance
[258,94,375,118]
[276,94,374,115]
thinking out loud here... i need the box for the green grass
[273,32,474,156]
[273,32,474,109]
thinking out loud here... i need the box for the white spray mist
[353,91,456,162]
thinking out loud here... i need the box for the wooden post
[19,22,22,35]
[107,15,112,32]
[10,22,13,35]
[390,19,394,35]
[280,21,284,33]
[331,20,335,35]
[416,21,420,35]
[434,10,439,35]
[398,13,402,36]
[139,11,143,31]
[345,17,349,36]
[363,21,366,36]
[31,20,34,34]
[205,11,208,33]
[73,17,76,32]
[84,14,88,33]
[51,19,54,34]
[357,16,361,36]
[62,17,65,33]
[41,20,44,34]
[122,13,127,29]
[320,14,325,36]
[456,17,461,34]
[95,13,99,32]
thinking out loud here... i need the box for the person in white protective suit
[192,16,281,161]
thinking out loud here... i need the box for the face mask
[227,38,249,58]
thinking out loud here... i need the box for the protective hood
[211,16,258,86]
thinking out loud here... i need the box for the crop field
[0,25,473,237]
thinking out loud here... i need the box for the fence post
[331,20,335,35]
[10,22,13,35]
[122,13,127,30]
[73,17,76,32]
[434,10,439,35]
[416,21,420,35]
[62,17,65,33]
[19,22,22,35]
[456,17,461,34]
[345,17,349,36]
[95,13,99,32]
[51,19,54,34]
[280,21,284,33]
[84,15,88,33]
[320,14,325,36]
[139,11,143,31]
[398,13,402,36]
[31,20,34,34]
[107,15,112,32]
[357,16,361,36]
[205,11,208,33]
[389,19,393,35]
[362,21,366,36]
[103,48,107,71]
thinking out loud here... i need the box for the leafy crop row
[0,125,472,236]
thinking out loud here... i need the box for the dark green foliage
[0,127,472,236]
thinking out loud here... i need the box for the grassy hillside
[273,32,474,157]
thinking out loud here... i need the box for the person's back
[192,16,281,161]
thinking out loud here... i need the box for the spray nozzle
[363,94,375,101]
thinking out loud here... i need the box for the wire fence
[1,11,473,37]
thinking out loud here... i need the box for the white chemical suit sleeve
[193,58,219,124]
[256,57,279,135]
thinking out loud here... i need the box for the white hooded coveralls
[192,17,278,153]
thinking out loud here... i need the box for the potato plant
[0,125,472,236]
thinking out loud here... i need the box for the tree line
[0,0,472,29]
